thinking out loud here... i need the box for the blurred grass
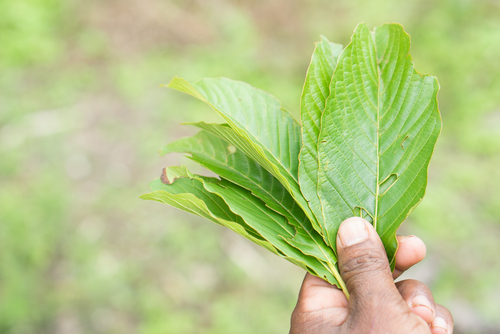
[0,0,499,333]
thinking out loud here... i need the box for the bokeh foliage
[1,0,499,333]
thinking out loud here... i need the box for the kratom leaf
[168,77,301,177]
[162,129,304,227]
[167,77,323,234]
[141,172,277,254]
[162,129,337,266]
[299,36,343,241]
[317,23,441,267]
[143,24,441,298]
[196,175,339,286]
[143,166,340,285]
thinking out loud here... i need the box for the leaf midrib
[374,31,381,231]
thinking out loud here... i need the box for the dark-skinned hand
[290,217,453,334]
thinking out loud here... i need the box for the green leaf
[168,77,301,178]
[299,36,343,242]
[167,77,323,235]
[317,23,441,267]
[147,24,441,298]
[141,173,277,254]
[142,167,340,285]
[162,129,337,267]
[163,129,304,227]
[197,175,340,286]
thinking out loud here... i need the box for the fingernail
[432,317,448,333]
[410,295,434,315]
[399,235,416,243]
[339,218,369,247]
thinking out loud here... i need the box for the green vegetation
[1,1,500,333]
[142,23,441,299]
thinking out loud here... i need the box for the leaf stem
[327,262,350,300]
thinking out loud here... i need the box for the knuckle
[436,304,454,326]
[343,308,428,334]
[396,278,424,292]
[340,249,389,282]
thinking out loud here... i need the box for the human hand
[290,217,453,334]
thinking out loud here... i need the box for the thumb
[336,217,403,318]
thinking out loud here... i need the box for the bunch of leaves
[141,23,441,297]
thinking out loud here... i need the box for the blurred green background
[1,0,499,333]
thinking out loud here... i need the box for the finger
[431,304,454,334]
[296,273,348,312]
[393,235,427,279]
[291,273,348,330]
[336,217,403,316]
[396,279,436,324]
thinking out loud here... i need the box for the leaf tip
[318,34,330,44]
[139,193,151,201]
[353,21,368,32]
[159,144,172,157]
[166,76,182,87]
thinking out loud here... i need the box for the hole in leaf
[379,174,398,196]
[400,135,409,149]
[305,266,318,276]
[353,206,373,222]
